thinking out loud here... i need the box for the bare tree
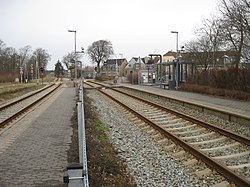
[32,48,51,69]
[185,0,250,70]
[0,39,5,52]
[240,0,250,35]
[19,45,32,67]
[0,39,18,73]
[241,0,250,62]
[219,0,250,67]
[185,35,215,71]
[62,51,82,70]
[87,40,114,74]
[0,39,52,82]
[184,14,224,71]
[200,16,223,66]
[0,40,20,81]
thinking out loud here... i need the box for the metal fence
[64,80,89,187]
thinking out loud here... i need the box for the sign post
[19,66,23,84]
[30,64,34,80]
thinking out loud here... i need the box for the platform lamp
[171,31,179,90]
[68,30,77,83]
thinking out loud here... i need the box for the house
[124,57,150,76]
[101,58,128,77]
[163,51,177,62]
[83,66,95,79]
[124,57,152,84]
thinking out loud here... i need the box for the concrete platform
[0,84,75,187]
[121,83,250,121]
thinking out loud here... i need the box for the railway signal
[40,67,44,84]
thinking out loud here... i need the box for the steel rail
[86,80,250,125]
[85,81,250,145]
[0,83,61,127]
[112,88,250,146]
[122,87,250,125]
[97,88,250,187]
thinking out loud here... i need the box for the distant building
[83,66,95,79]
[124,57,150,76]
[101,58,128,77]
[45,70,54,77]
[181,50,239,69]
[163,51,176,62]
[124,57,152,84]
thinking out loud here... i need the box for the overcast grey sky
[0,0,220,70]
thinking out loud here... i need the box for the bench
[155,83,169,89]
[155,82,169,89]
[161,83,169,89]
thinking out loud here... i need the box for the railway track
[85,80,250,125]
[85,81,250,186]
[0,83,62,129]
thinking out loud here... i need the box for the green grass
[95,119,109,133]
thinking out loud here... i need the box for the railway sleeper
[212,150,250,160]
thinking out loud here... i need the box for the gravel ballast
[87,90,225,187]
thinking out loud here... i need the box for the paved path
[0,84,75,187]
[122,84,250,118]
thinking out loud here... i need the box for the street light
[68,30,77,82]
[171,31,179,90]
[171,31,178,56]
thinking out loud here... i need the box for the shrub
[186,68,250,93]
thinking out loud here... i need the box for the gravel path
[87,90,225,187]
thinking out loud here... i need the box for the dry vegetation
[84,92,136,187]
[0,83,45,103]
[180,68,250,101]
[0,76,58,104]
[67,91,135,187]
[179,83,250,101]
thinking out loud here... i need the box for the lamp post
[171,31,179,90]
[68,30,77,82]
